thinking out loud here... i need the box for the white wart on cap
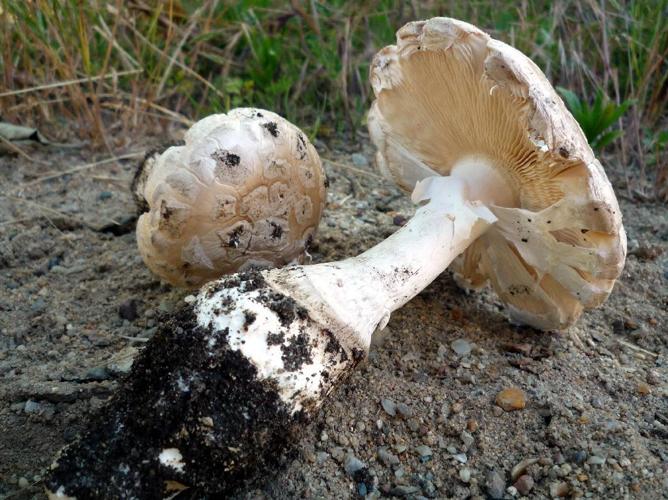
[368,18,626,329]
[135,108,325,288]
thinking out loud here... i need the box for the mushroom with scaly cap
[45,18,626,498]
[133,108,326,288]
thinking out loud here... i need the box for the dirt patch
[0,139,666,499]
[45,305,298,498]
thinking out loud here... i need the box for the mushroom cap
[136,108,325,288]
[368,18,626,330]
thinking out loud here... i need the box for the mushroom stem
[267,176,497,348]
[45,176,497,499]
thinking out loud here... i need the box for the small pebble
[453,453,468,464]
[451,338,472,356]
[378,447,400,466]
[646,370,660,385]
[591,396,605,409]
[18,477,29,489]
[558,463,572,477]
[85,366,110,381]
[396,402,413,418]
[440,402,451,419]
[460,431,475,450]
[587,455,606,465]
[637,382,651,395]
[496,387,526,411]
[30,298,47,314]
[351,153,369,167]
[381,398,397,417]
[514,475,534,495]
[550,481,570,497]
[23,400,42,414]
[316,452,330,465]
[459,468,471,483]
[572,450,587,464]
[393,214,407,226]
[415,445,433,458]
[118,298,139,321]
[486,470,506,499]
[393,444,407,454]
[344,454,366,475]
[330,447,345,463]
[390,485,420,497]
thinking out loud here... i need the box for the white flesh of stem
[267,176,497,350]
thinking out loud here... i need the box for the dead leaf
[0,122,50,144]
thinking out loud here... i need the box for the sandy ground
[0,136,666,499]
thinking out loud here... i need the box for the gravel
[343,454,366,475]
[587,455,607,465]
[1,141,666,499]
[378,447,400,466]
[451,338,472,356]
[381,398,397,417]
[514,474,534,495]
[495,387,527,411]
[486,470,506,499]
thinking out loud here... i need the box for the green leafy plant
[557,87,633,151]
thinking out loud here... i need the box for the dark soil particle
[212,149,241,168]
[270,221,283,239]
[228,226,244,248]
[205,271,266,302]
[281,333,313,372]
[262,122,279,138]
[323,329,347,362]
[266,332,284,346]
[160,200,174,221]
[243,310,257,329]
[257,290,308,328]
[296,134,308,160]
[45,305,300,498]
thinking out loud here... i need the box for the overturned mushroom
[46,18,626,498]
[368,17,626,329]
[133,108,325,288]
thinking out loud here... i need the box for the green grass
[558,87,634,151]
[1,0,666,194]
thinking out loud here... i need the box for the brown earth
[0,136,666,499]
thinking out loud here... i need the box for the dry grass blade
[0,135,49,165]
[1,195,98,229]
[324,158,383,180]
[616,338,659,358]
[0,69,142,98]
[9,151,145,193]
[113,6,225,101]
[155,4,206,99]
